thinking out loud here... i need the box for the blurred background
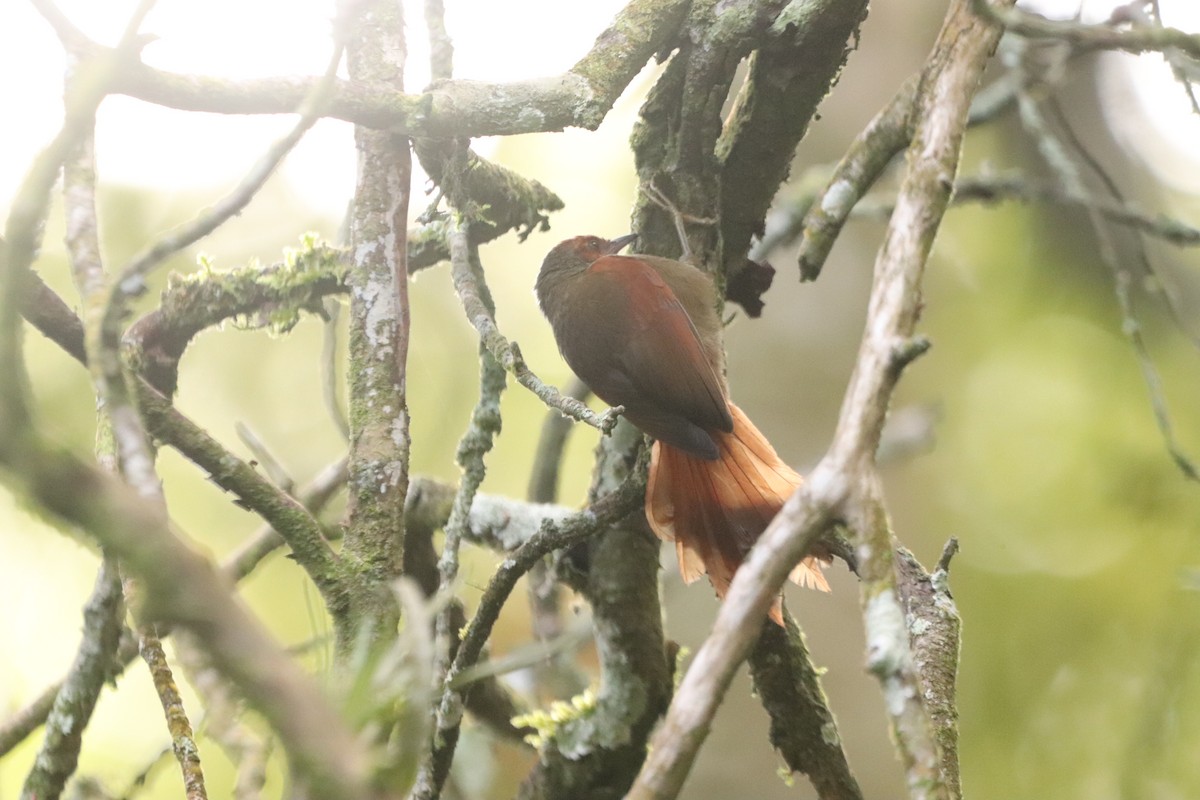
[2,0,1199,798]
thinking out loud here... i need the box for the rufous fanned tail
[645,402,830,625]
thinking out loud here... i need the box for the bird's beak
[607,233,637,254]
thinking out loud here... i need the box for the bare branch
[784,75,916,281]
[103,0,689,137]
[975,0,1200,60]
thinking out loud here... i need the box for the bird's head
[543,234,636,271]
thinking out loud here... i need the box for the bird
[535,233,829,624]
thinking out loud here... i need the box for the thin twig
[1145,0,1200,117]
[236,423,296,493]
[139,628,208,800]
[0,0,152,434]
[782,75,916,281]
[425,232,508,777]
[27,0,90,50]
[447,225,623,434]
[1015,88,1198,479]
[974,0,1200,60]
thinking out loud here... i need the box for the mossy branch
[749,612,863,800]
[133,378,345,605]
[126,237,346,394]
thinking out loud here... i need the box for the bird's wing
[565,255,732,439]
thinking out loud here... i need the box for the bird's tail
[645,402,830,625]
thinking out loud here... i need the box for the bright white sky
[3,0,1199,220]
[1,0,625,217]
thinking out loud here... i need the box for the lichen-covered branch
[413,454,647,800]
[414,140,564,256]
[19,558,125,800]
[1,458,350,759]
[7,443,374,797]
[716,0,869,279]
[748,613,862,800]
[788,76,917,281]
[632,0,789,269]
[341,0,412,649]
[448,226,622,434]
[172,631,273,800]
[140,628,208,800]
[94,35,347,427]
[102,0,688,138]
[126,238,346,394]
[513,423,669,800]
[133,379,345,602]
[419,235,510,783]
[896,542,963,798]
[442,237,507,609]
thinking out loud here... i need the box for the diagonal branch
[448,224,623,434]
[748,612,862,800]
